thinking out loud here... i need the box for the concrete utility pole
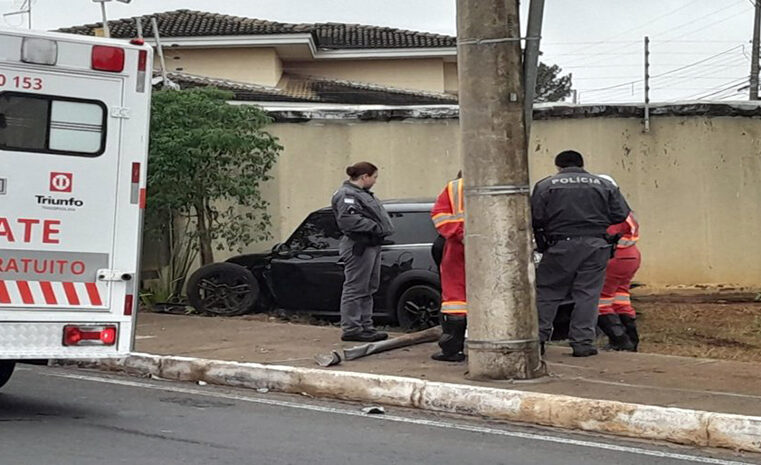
[750,0,761,100]
[457,0,545,380]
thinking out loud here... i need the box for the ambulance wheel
[396,285,441,331]
[0,361,15,390]
[187,263,259,316]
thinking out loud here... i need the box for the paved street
[0,365,757,465]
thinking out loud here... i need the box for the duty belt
[548,234,606,242]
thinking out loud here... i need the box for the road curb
[57,353,761,453]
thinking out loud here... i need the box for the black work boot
[597,314,636,351]
[431,314,466,362]
[341,330,388,342]
[618,314,639,352]
[571,345,599,357]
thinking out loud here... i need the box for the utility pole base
[467,345,546,381]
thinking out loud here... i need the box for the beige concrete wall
[164,48,283,86]
[214,114,761,289]
[529,116,761,288]
[444,62,459,94]
[283,59,447,92]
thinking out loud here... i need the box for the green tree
[535,62,573,103]
[148,87,282,266]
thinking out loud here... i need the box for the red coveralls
[599,213,641,317]
[431,178,466,315]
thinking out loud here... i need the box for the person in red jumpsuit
[597,174,641,351]
[430,174,466,362]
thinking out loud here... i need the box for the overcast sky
[0,0,756,103]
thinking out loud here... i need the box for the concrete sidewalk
[133,312,761,418]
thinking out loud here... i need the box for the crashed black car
[187,200,442,329]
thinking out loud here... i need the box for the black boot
[619,314,639,352]
[432,314,466,362]
[597,314,635,351]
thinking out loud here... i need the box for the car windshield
[286,208,436,250]
[287,213,342,250]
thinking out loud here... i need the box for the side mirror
[273,242,291,256]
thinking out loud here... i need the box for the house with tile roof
[59,10,459,105]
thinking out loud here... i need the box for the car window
[386,211,437,245]
[287,213,342,250]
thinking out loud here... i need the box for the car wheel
[187,263,260,316]
[396,284,441,331]
[0,361,15,390]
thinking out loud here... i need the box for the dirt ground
[634,291,761,362]
[150,290,761,363]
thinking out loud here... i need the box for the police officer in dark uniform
[531,150,630,357]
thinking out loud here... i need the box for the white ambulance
[0,27,153,389]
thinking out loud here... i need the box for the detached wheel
[396,285,441,331]
[187,263,259,316]
[0,361,15,390]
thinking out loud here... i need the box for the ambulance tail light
[136,49,147,93]
[91,45,125,72]
[63,325,117,346]
[21,37,58,65]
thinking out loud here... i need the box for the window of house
[0,92,106,156]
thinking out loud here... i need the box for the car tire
[396,284,441,331]
[0,361,15,390]
[187,263,260,316]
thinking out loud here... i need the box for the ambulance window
[49,101,104,153]
[0,92,106,157]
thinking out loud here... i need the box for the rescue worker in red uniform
[430,175,466,362]
[597,174,641,351]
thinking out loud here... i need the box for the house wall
[444,62,459,94]
[163,47,284,86]
[208,113,761,289]
[283,58,448,92]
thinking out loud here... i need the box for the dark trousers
[339,238,381,335]
[536,237,610,349]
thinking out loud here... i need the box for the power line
[566,1,748,69]
[659,7,754,43]
[557,0,703,56]
[576,45,746,94]
[680,78,749,100]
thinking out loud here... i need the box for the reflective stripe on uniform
[618,214,640,248]
[614,293,631,304]
[442,300,467,315]
[432,212,464,226]
[598,297,614,308]
[447,179,464,215]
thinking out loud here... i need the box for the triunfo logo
[36,195,84,208]
[50,172,73,193]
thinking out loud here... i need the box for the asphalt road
[0,365,758,465]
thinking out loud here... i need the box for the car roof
[316,198,434,214]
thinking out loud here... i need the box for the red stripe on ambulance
[0,281,10,304]
[17,281,34,304]
[63,282,80,305]
[85,283,103,306]
[39,281,57,305]
[0,280,103,307]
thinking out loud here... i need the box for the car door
[268,212,345,312]
[375,210,439,309]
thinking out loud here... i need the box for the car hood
[226,252,271,270]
